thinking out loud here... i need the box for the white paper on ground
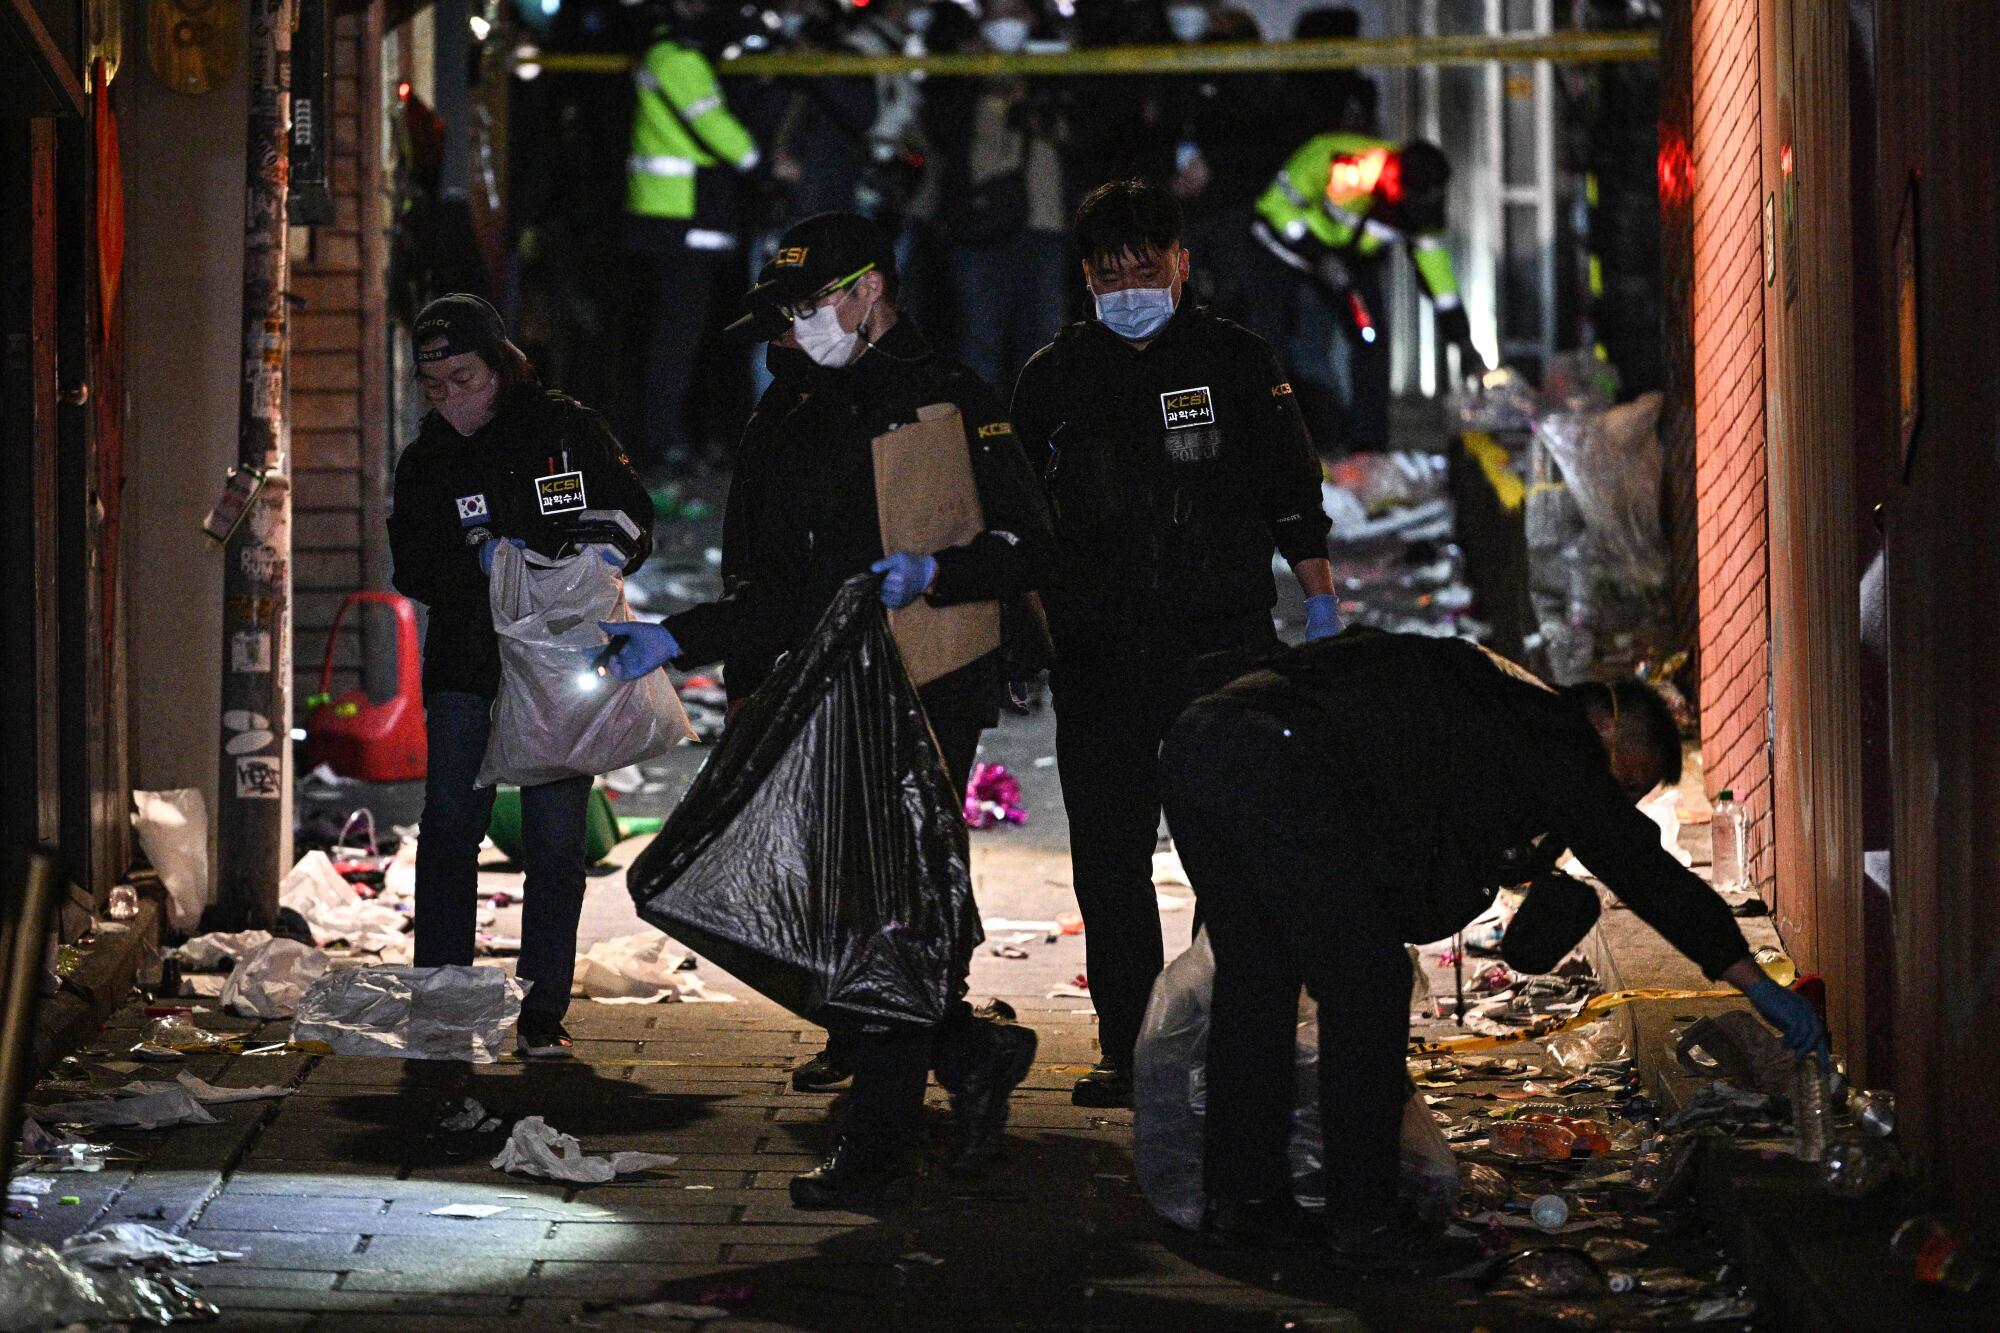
[291,965,526,1063]
[1150,848,1189,888]
[429,1204,509,1219]
[279,851,411,953]
[490,1116,677,1183]
[89,1072,292,1107]
[220,938,331,1019]
[58,1222,244,1268]
[36,1086,217,1131]
[177,930,274,970]
[981,917,1059,933]
[573,933,735,1005]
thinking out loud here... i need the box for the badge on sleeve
[535,471,587,516]
[455,493,490,527]
[1160,386,1216,431]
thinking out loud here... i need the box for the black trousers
[627,216,737,467]
[1159,694,1413,1214]
[841,715,989,1151]
[1051,625,1277,1073]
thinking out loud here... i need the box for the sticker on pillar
[231,630,272,673]
[234,756,283,800]
[535,471,587,516]
[239,543,283,585]
[226,728,276,755]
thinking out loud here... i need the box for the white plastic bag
[278,850,408,952]
[477,544,692,788]
[220,938,330,1019]
[489,1116,677,1182]
[1132,932,1461,1231]
[573,933,735,1004]
[130,789,209,932]
[291,964,525,1062]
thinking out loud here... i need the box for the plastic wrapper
[36,1085,218,1131]
[60,1222,244,1268]
[220,937,330,1019]
[279,850,409,953]
[177,929,275,970]
[129,789,209,932]
[490,1116,678,1182]
[573,932,734,1004]
[1533,392,1668,591]
[1451,367,1540,433]
[1,1233,219,1331]
[291,964,526,1062]
[628,575,980,1034]
[476,543,693,788]
[1132,931,1461,1231]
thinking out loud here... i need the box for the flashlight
[591,634,629,679]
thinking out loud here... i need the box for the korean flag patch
[456,493,490,527]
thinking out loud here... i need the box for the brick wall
[1689,0,1774,896]
[290,6,388,713]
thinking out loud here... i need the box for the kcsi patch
[1160,385,1216,431]
[535,471,587,516]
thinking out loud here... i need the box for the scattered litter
[438,1097,503,1133]
[1032,755,1056,768]
[573,933,735,1005]
[37,1086,217,1131]
[981,917,1059,934]
[429,1203,509,1219]
[175,930,273,970]
[220,937,331,1019]
[279,850,409,953]
[897,1251,945,1268]
[291,964,525,1062]
[59,1223,244,1269]
[1046,974,1090,999]
[138,1013,228,1052]
[1690,1296,1760,1322]
[490,1116,677,1183]
[0,1231,219,1330]
[990,945,1030,960]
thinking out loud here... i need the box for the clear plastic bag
[219,937,331,1019]
[1533,391,1668,591]
[477,544,693,788]
[1132,932,1462,1231]
[129,789,209,932]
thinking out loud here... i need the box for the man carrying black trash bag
[601,212,1061,1208]
[1156,629,1829,1267]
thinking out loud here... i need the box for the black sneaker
[1201,1196,1322,1251]
[516,1015,574,1060]
[790,1047,854,1091]
[945,1023,1038,1174]
[1071,1062,1132,1108]
[788,1135,913,1210]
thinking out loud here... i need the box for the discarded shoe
[1200,1196,1321,1251]
[516,1015,574,1060]
[946,1023,1037,1174]
[1071,1062,1131,1109]
[790,1048,854,1092]
[789,1135,912,1210]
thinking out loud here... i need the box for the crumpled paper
[574,933,734,1005]
[59,1223,244,1269]
[291,965,525,1063]
[279,850,410,953]
[176,930,274,970]
[220,938,330,1019]
[37,1086,217,1131]
[490,1116,677,1183]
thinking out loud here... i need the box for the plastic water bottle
[1531,1193,1571,1231]
[1794,1052,1833,1163]
[1711,789,1748,892]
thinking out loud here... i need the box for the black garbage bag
[628,575,981,1033]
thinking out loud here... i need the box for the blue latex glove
[593,544,626,569]
[596,620,679,681]
[1746,978,1830,1061]
[478,536,526,576]
[1303,593,1343,641]
[870,552,938,610]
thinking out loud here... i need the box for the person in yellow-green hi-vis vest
[625,19,761,473]
[1240,135,1482,454]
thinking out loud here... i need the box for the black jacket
[1010,304,1330,660]
[1210,630,1752,977]
[388,385,654,698]
[667,318,1059,724]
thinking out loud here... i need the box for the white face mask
[435,368,500,436]
[981,17,1029,52]
[1165,4,1208,41]
[792,291,872,368]
[1093,284,1178,342]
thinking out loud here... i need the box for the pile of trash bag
[1132,931,1462,1231]
[628,575,980,1034]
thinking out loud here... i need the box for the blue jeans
[950,229,1068,398]
[414,690,592,1021]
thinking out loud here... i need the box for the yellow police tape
[525,30,1660,80]
[1407,985,1737,1056]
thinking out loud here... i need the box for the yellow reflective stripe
[1460,431,1525,514]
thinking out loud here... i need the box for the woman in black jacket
[387,294,654,1058]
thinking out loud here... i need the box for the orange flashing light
[1328,148,1391,200]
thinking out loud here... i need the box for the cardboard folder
[872,404,1001,687]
